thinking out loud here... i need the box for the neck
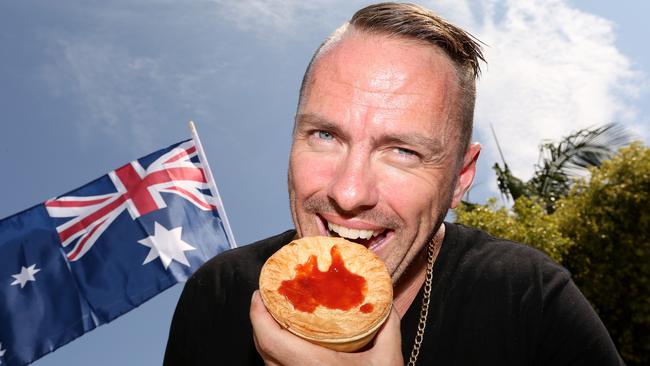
[393,224,445,318]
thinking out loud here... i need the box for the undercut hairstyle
[297,2,485,156]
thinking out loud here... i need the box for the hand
[250,291,404,366]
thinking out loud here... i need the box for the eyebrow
[378,134,444,155]
[295,112,445,155]
[294,113,346,138]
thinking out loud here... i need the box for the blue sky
[0,1,648,364]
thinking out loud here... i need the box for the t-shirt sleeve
[534,266,624,366]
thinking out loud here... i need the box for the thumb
[366,306,403,364]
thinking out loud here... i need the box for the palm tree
[492,123,631,213]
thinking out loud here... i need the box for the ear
[450,142,481,208]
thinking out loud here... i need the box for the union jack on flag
[45,140,219,261]
[0,134,235,366]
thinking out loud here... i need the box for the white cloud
[470,0,642,180]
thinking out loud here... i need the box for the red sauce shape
[278,245,369,313]
[360,303,374,313]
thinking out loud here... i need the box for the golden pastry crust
[259,236,393,345]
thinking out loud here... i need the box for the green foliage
[555,142,650,365]
[455,197,571,262]
[455,142,650,366]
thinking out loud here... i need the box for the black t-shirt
[164,223,623,365]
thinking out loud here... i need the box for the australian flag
[0,138,236,365]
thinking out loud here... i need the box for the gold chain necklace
[407,239,435,366]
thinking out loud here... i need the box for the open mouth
[317,215,391,251]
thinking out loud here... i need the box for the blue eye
[395,147,417,156]
[317,131,334,140]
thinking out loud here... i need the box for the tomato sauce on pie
[278,245,371,313]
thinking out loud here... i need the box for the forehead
[301,32,461,138]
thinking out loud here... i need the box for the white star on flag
[138,222,195,269]
[10,264,41,288]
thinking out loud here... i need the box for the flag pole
[188,121,237,248]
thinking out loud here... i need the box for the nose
[327,148,379,213]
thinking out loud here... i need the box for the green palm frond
[488,123,631,213]
[493,162,530,201]
[529,123,631,212]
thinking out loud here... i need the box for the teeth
[327,222,382,240]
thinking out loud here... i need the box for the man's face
[288,33,479,282]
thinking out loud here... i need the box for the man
[164,3,623,365]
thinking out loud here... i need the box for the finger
[250,290,281,332]
[364,306,404,365]
[373,306,402,348]
[250,291,333,365]
[250,291,284,365]
[250,291,281,357]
